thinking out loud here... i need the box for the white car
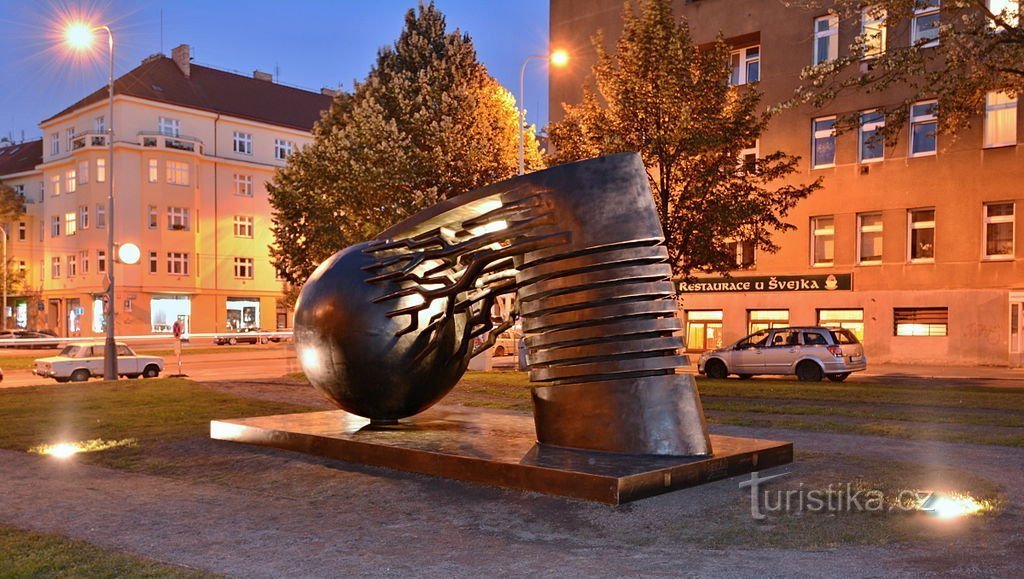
[33,342,164,382]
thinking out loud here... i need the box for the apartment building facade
[0,45,332,337]
[550,0,1024,366]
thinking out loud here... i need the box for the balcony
[70,131,109,150]
[137,131,204,154]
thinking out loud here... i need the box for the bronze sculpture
[294,153,711,457]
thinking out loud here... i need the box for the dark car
[214,327,272,345]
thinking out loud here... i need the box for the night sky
[0,0,551,142]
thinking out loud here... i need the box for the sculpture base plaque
[211,407,792,504]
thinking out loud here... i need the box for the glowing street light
[518,50,570,175]
[64,21,119,380]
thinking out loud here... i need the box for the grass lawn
[454,371,1024,447]
[0,525,213,578]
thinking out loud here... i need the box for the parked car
[0,330,63,349]
[214,327,274,345]
[697,326,866,382]
[33,342,164,382]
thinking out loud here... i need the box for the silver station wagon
[697,326,866,382]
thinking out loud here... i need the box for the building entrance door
[1010,292,1024,367]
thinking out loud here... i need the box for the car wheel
[70,369,90,383]
[796,361,824,382]
[142,364,160,379]
[229,337,238,345]
[55,377,70,383]
[738,374,753,380]
[260,337,269,344]
[827,372,850,383]
[704,359,728,380]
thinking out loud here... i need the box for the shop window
[908,208,936,262]
[685,310,723,351]
[748,309,789,334]
[151,296,191,334]
[227,298,260,330]
[818,309,865,341]
[894,307,948,336]
[857,212,883,264]
[984,202,1014,259]
[811,216,834,266]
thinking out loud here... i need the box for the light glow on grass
[30,438,138,459]
[919,492,987,519]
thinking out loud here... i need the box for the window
[50,215,60,237]
[68,254,77,277]
[859,110,885,162]
[233,215,254,238]
[861,6,887,58]
[65,211,77,236]
[50,174,60,196]
[80,250,90,274]
[78,161,89,184]
[812,116,837,168]
[234,257,254,279]
[728,239,756,268]
[167,207,190,230]
[17,222,25,241]
[51,257,61,278]
[769,330,800,348]
[908,208,936,261]
[748,310,789,334]
[94,116,105,134]
[685,310,724,352]
[98,250,106,273]
[158,117,180,137]
[274,139,294,160]
[729,46,760,85]
[96,203,106,228]
[96,158,106,182]
[813,14,838,64]
[148,205,159,229]
[149,251,158,274]
[233,131,253,155]
[739,140,758,172]
[818,309,865,341]
[50,133,59,155]
[910,100,938,156]
[984,91,1018,148]
[234,174,254,196]
[167,252,190,275]
[79,205,89,229]
[811,216,835,266]
[912,0,941,48]
[989,0,1020,29]
[894,307,948,336]
[858,212,884,264]
[984,202,1014,259]
[66,169,76,193]
[148,159,159,183]
[65,128,75,151]
[166,161,190,185]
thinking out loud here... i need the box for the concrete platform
[210,406,792,504]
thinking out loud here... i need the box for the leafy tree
[548,0,820,278]
[793,0,1024,140]
[269,2,543,284]
[0,180,27,295]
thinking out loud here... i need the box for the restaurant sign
[676,273,853,294]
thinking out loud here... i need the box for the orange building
[551,0,1024,366]
[0,45,332,337]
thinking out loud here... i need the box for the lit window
[748,310,789,334]
[812,116,837,168]
[274,139,294,160]
[234,174,254,196]
[233,132,253,155]
[859,110,885,162]
[148,206,159,229]
[65,211,77,236]
[729,46,760,85]
[50,133,59,156]
[811,215,835,266]
[233,257,254,279]
[167,252,190,275]
[984,91,1018,148]
[858,212,883,264]
[148,159,159,183]
[50,175,61,196]
[158,117,181,137]
[233,215,254,238]
[909,100,938,156]
[149,251,158,274]
[861,6,887,59]
[984,202,1014,259]
[96,204,106,228]
[894,307,947,336]
[51,257,61,279]
[50,215,60,238]
[96,158,106,182]
[908,208,936,262]
[166,161,190,186]
[912,0,940,48]
[167,207,190,231]
[685,310,724,352]
[813,14,838,64]
[66,169,76,193]
[78,161,89,184]
[818,309,865,341]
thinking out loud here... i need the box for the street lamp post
[66,23,117,379]
[518,50,569,175]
